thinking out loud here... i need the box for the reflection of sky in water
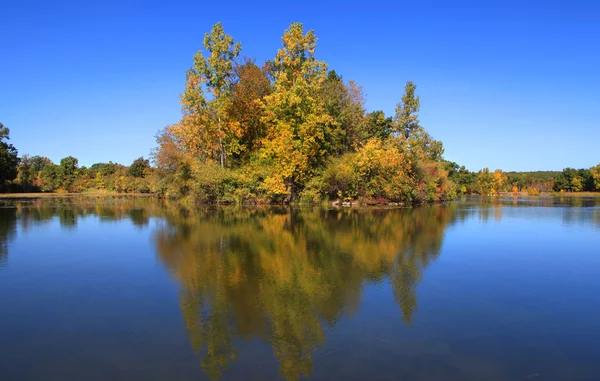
[0,197,598,381]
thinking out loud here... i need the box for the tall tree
[16,154,34,190]
[0,123,19,188]
[128,157,150,178]
[170,22,242,167]
[394,81,421,140]
[393,82,444,162]
[59,156,79,189]
[319,70,366,153]
[227,58,272,159]
[260,23,335,199]
[195,22,241,167]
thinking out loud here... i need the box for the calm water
[1,196,599,381]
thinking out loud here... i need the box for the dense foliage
[13,155,152,193]
[444,165,600,195]
[151,22,454,204]
[0,123,19,190]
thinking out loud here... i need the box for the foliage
[393,82,444,162]
[553,167,595,192]
[128,157,150,178]
[591,164,600,191]
[0,123,19,189]
[259,23,335,201]
[146,22,459,204]
[476,168,495,195]
[170,22,242,168]
[444,161,476,194]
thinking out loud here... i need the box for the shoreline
[0,192,155,199]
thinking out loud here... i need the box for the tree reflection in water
[154,206,457,380]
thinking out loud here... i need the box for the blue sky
[1,0,599,171]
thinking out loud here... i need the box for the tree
[128,157,150,178]
[39,164,62,191]
[444,161,476,194]
[571,176,583,192]
[393,82,443,162]
[260,23,335,200]
[492,169,507,193]
[185,22,242,167]
[360,110,393,143]
[0,123,19,188]
[16,154,34,191]
[394,81,421,140]
[30,156,53,174]
[227,58,272,159]
[476,168,495,195]
[318,70,366,153]
[59,156,79,188]
[590,164,600,191]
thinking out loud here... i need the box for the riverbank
[0,192,155,199]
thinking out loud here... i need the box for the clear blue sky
[1,0,598,171]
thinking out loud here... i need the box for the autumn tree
[476,168,495,195]
[591,164,600,191]
[260,23,335,199]
[227,58,272,159]
[492,169,507,193]
[171,22,242,167]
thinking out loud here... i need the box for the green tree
[359,110,393,142]
[128,157,150,178]
[59,156,79,189]
[394,81,421,140]
[319,70,366,153]
[30,155,53,174]
[393,82,443,162]
[0,123,19,189]
[16,154,34,191]
[39,164,62,191]
[444,161,476,194]
[189,22,242,167]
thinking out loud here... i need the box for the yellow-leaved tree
[259,23,336,201]
[170,22,242,167]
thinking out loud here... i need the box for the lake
[0,196,599,381]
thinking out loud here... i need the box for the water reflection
[1,195,599,380]
[153,206,457,380]
[0,208,17,267]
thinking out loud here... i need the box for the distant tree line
[444,162,600,195]
[6,151,152,194]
